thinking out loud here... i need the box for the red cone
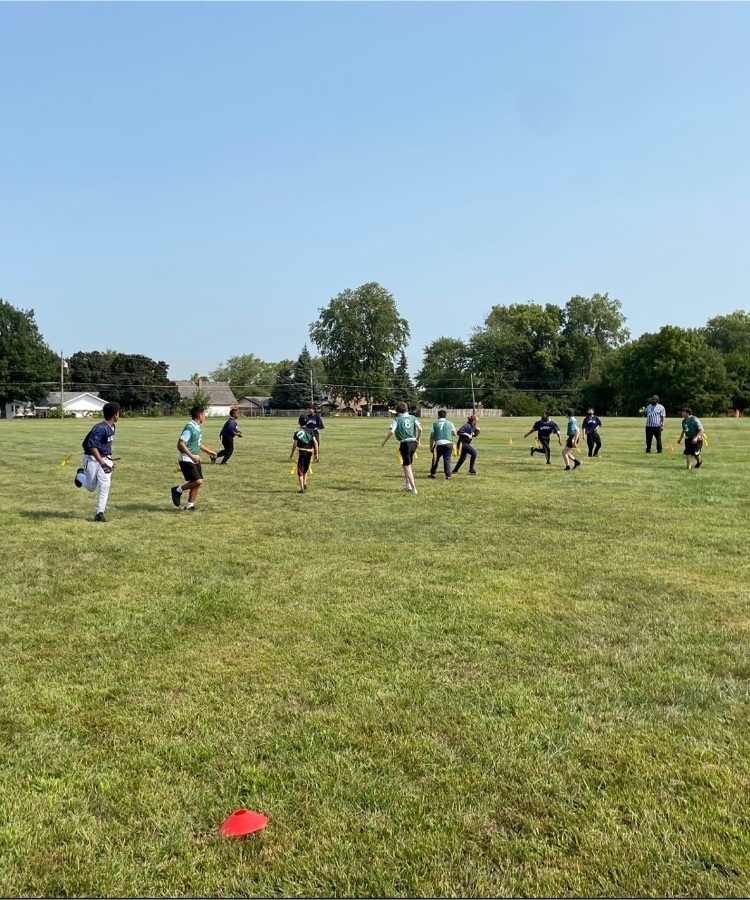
[218,808,268,837]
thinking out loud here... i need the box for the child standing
[677,407,705,470]
[429,410,458,480]
[291,415,319,493]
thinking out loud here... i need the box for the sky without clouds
[1,2,748,380]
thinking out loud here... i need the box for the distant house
[34,392,107,418]
[175,380,238,417]
[237,396,270,417]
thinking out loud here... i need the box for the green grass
[1,415,749,897]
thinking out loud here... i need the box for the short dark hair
[682,406,692,415]
[564,407,574,416]
[103,401,119,420]
[190,405,205,419]
[298,414,308,426]
[438,409,447,418]
[395,401,408,414]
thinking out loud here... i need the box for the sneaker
[412,488,418,495]
[445,476,451,480]
[403,485,412,492]
[565,466,571,471]
[428,473,436,479]
[94,512,106,523]
[303,486,308,492]
[573,459,581,469]
[74,467,84,488]
[469,470,477,475]
[593,454,602,458]
[171,486,181,508]
[185,504,196,511]
[530,447,535,457]
[297,489,305,493]
[546,461,551,465]
[695,458,702,468]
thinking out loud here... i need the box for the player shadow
[19,509,78,520]
[116,501,178,513]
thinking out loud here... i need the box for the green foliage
[0,298,58,410]
[176,387,214,416]
[387,352,419,410]
[309,282,409,407]
[560,293,630,382]
[68,350,179,411]
[704,311,750,410]
[416,337,472,407]
[615,326,732,415]
[209,354,279,399]
[268,362,296,410]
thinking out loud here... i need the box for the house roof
[238,396,270,406]
[38,391,104,407]
[174,381,238,406]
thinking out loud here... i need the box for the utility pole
[60,351,65,418]
[310,369,314,407]
[470,372,476,417]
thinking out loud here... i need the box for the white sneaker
[403,484,412,492]
[412,488,418,495]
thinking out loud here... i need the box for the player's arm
[177,438,199,464]
[200,442,217,460]
[313,436,319,461]
[416,424,422,445]
[381,428,394,448]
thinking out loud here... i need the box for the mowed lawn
[1,415,749,897]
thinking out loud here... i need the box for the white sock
[176,485,183,494]
[185,502,195,509]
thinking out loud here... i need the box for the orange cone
[669,445,674,452]
[218,809,268,838]
[508,438,513,445]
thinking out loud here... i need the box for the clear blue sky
[1,2,749,381]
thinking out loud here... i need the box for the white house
[35,392,108,418]
[174,381,238,417]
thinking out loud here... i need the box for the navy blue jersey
[82,421,115,456]
[532,420,559,440]
[306,413,324,436]
[457,422,478,443]
[220,417,239,438]
[582,415,602,435]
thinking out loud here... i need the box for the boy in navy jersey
[581,408,603,458]
[74,402,120,522]
[524,412,561,464]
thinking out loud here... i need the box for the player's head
[438,409,447,419]
[681,406,692,417]
[298,414,308,426]
[230,407,239,418]
[564,408,574,418]
[587,407,594,416]
[541,410,550,421]
[102,401,119,421]
[651,394,660,403]
[468,415,477,424]
[191,405,206,421]
[395,401,408,414]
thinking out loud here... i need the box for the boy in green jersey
[429,409,458,480]
[677,407,705,470]
[291,415,319,493]
[171,406,218,510]
[562,408,581,471]
[381,401,422,494]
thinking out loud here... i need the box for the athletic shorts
[297,450,313,474]
[565,436,577,449]
[179,460,203,482]
[683,439,703,457]
[399,440,417,466]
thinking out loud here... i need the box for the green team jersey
[179,420,202,457]
[431,418,455,444]
[567,418,579,437]
[294,427,315,451]
[682,416,703,439]
[390,413,420,442]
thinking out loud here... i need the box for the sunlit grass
[1,415,749,896]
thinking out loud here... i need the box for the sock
[176,486,184,494]
[185,502,195,509]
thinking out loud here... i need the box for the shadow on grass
[18,509,78,520]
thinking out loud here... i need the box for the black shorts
[297,450,313,474]
[565,436,576,449]
[399,440,417,466]
[179,459,203,482]
[683,439,703,456]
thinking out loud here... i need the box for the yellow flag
[703,433,709,447]
[535,437,542,448]
[453,444,458,457]
[290,461,297,475]
[60,454,73,467]
[174,464,181,474]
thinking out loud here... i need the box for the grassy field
[1,414,749,897]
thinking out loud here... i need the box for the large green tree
[309,282,410,410]
[416,337,472,408]
[615,326,732,415]
[704,310,750,410]
[268,361,296,410]
[388,351,419,410]
[209,354,280,398]
[0,299,58,413]
[560,293,630,382]
[69,350,178,410]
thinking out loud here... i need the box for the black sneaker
[573,459,581,469]
[171,486,181,508]
[565,466,571,471]
[94,512,106,523]
[530,447,535,457]
[74,467,84,488]
[428,473,436,479]
[469,470,477,475]
[695,458,702,468]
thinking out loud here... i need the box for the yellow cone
[508,438,513,446]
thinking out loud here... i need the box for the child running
[562,408,581,471]
[291,415,319,493]
[677,407,705,470]
[381,402,422,494]
[524,411,561,465]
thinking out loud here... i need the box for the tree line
[2,289,749,416]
